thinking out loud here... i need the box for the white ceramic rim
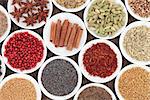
[0,73,42,100]
[7,0,53,29]
[119,21,150,65]
[115,64,150,100]
[52,0,91,12]
[125,0,150,21]
[73,83,116,100]
[38,56,82,100]
[78,39,122,83]
[43,12,87,57]
[0,5,11,43]
[0,55,6,82]
[1,29,47,74]
[84,0,128,39]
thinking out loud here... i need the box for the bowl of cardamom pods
[84,0,128,39]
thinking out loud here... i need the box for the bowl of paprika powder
[1,30,47,74]
[78,39,122,83]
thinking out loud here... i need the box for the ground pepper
[83,43,117,78]
[78,86,112,100]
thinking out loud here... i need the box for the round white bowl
[7,0,53,29]
[1,30,47,74]
[74,83,116,100]
[38,56,82,100]
[115,64,150,100]
[78,39,122,83]
[0,5,11,43]
[43,12,87,56]
[119,21,150,65]
[0,55,6,82]
[125,0,150,21]
[52,0,90,12]
[84,0,128,39]
[0,73,42,100]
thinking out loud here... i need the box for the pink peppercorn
[4,32,44,71]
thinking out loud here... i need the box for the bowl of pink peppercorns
[1,30,47,74]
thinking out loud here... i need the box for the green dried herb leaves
[87,0,126,37]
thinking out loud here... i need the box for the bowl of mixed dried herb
[119,21,150,65]
[52,0,90,12]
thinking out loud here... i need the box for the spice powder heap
[83,43,117,78]
[128,0,150,18]
[118,67,150,100]
[42,59,78,96]
[0,11,8,37]
[78,86,112,100]
[87,0,126,37]
[123,26,150,61]
[4,32,44,71]
[0,78,36,100]
[56,0,86,9]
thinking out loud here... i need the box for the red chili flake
[83,43,117,78]
[4,32,44,71]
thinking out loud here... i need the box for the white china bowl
[7,0,53,29]
[125,0,150,21]
[0,73,42,100]
[0,5,11,43]
[115,64,150,100]
[78,39,122,83]
[43,12,87,56]
[84,0,128,39]
[38,56,82,100]
[52,0,90,12]
[1,30,47,74]
[0,55,6,82]
[74,83,116,100]
[119,21,150,65]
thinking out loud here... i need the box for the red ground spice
[83,43,117,78]
[4,32,44,70]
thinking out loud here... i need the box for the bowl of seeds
[125,0,150,21]
[84,0,128,39]
[7,0,53,29]
[115,64,150,100]
[119,21,150,65]
[52,0,90,12]
[0,5,11,43]
[0,74,42,100]
[74,83,116,100]
[0,55,6,82]
[38,56,82,100]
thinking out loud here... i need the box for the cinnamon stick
[59,20,69,47]
[74,28,83,48]
[67,24,78,51]
[54,19,62,47]
[50,22,56,44]
[64,22,72,46]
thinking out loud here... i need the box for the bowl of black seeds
[0,55,6,82]
[38,56,82,100]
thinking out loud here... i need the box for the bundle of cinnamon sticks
[50,19,83,51]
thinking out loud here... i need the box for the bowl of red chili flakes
[78,39,122,83]
[1,30,47,74]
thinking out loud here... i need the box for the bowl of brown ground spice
[0,74,41,100]
[125,0,150,21]
[74,83,116,100]
[115,64,150,100]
